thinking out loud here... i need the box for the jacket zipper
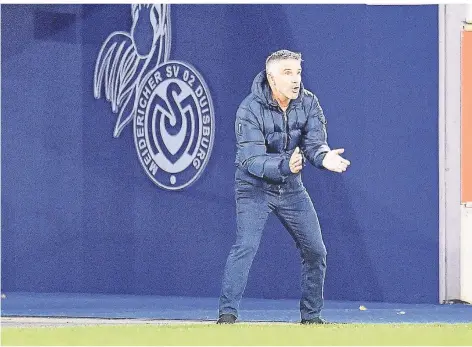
[283,109,289,150]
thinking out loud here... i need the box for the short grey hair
[265,50,302,73]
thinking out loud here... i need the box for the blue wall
[1,4,439,303]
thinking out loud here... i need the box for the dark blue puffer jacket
[235,70,331,186]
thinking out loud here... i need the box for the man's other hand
[322,148,351,173]
[290,147,303,173]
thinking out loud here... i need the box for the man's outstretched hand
[322,148,351,173]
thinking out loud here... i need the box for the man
[217,50,350,325]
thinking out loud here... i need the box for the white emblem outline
[94,4,172,138]
[133,60,215,191]
[93,4,215,191]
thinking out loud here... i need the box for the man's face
[268,59,302,100]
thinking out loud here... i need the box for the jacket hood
[250,70,305,107]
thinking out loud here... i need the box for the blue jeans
[218,180,327,321]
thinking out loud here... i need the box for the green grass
[2,323,472,346]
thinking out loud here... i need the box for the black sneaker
[216,313,237,324]
[301,317,331,325]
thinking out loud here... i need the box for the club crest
[94,4,215,190]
